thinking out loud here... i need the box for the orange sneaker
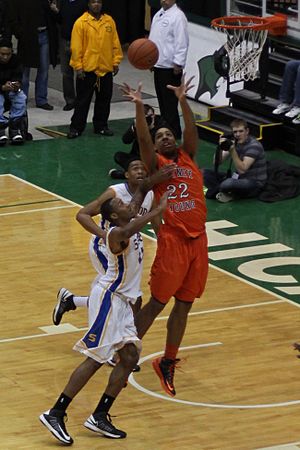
[152,357,180,397]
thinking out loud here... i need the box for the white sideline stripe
[0,205,76,216]
[0,300,285,344]
[256,445,300,450]
[7,174,80,206]
[129,347,300,409]
[9,175,295,305]
[155,299,284,321]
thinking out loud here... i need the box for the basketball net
[211,15,287,82]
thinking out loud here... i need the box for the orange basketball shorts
[150,228,208,304]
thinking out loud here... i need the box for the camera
[146,115,153,126]
[219,132,235,151]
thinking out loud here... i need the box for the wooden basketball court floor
[2,173,300,450]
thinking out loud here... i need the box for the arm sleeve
[173,13,189,67]
[70,20,84,71]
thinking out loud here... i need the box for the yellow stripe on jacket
[70,12,123,77]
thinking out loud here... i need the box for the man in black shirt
[50,0,88,111]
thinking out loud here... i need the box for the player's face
[88,0,102,15]
[154,127,177,157]
[111,198,135,222]
[232,126,249,144]
[126,160,147,184]
[161,0,176,10]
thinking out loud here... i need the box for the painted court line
[0,299,285,344]
[256,444,300,450]
[0,198,60,209]
[4,174,299,311]
[0,204,76,217]
[130,346,300,409]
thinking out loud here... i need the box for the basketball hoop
[211,14,287,82]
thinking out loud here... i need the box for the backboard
[227,0,300,37]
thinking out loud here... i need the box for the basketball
[127,38,159,70]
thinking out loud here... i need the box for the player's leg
[39,357,102,445]
[84,344,139,438]
[52,287,88,325]
[135,295,165,339]
[153,233,209,396]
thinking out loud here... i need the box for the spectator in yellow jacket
[68,0,122,138]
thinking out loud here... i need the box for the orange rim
[211,15,271,30]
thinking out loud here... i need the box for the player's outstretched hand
[151,163,176,186]
[293,342,300,358]
[167,74,195,100]
[120,82,143,103]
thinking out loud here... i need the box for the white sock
[73,296,88,308]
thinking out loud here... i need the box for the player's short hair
[0,38,12,49]
[100,198,115,223]
[151,118,175,142]
[124,156,143,172]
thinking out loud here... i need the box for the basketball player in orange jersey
[121,75,208,397]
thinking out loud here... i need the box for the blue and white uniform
[74,227,144,363]
[89,183,153,287]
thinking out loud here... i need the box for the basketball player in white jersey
[40,180,169,445]
[52,157,161,326]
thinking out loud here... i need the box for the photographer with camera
[109,104,163,179]
[203,119,267,203]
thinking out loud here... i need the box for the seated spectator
[109,104,161,179]
[272,59,300,124]
[203,119,267,203]
[0,37,27,145]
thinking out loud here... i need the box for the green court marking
[0,199,61,209]
[1,118,300,305]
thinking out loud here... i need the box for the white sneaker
[216,192,233,203]
[285,106,300,118]
[272,103,291,115]
[292,114,300,125]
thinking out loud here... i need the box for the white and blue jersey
[89,182,153,278]
[73,227,144,363]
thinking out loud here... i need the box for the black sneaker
[133,364,141,372]
[108,168,126,179]
[52,288,76,325]
[36,103,54,111]
[67,128,81,139]
[63,103,75,111]
[152,357,180,397]
[97,127,114,136]
[39,409,73,445]
[84,412,126,439]
[0,129,8,145]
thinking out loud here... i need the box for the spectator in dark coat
[8,0,58,110]
[103,0,145,44]
[0,0,11,38]
[50,0,88,111]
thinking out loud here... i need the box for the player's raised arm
[76,188,115,238]
[121,82,157,174]
[167,75,198,158]
[111,192,168,244]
